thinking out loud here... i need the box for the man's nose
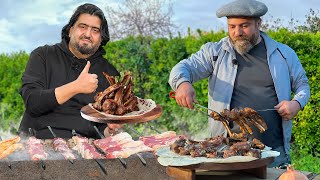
[84,28,91,37]
[234,27,243,37]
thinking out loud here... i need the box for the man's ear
[257,18,262,28]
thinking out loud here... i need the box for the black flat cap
[216,0,268,18]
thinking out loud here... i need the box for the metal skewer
[47,126,74,164]
[28,128,46,170]
[194,103,217,114]
[93,126,105,139]
[0,135,12,169]
[95,157,108,175]
[72,129,107,176]
[93,126,127,168]
[28,128,34,137]
[194,108,215,118]
[169,91,222,115]
[256,108,277,112]
[71,129,77,137]
[147,124,161,134]
[127,126,147,166]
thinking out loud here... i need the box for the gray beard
[233,39,254,55]
[230,33,259,55]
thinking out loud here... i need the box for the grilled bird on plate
[92,72,139,115]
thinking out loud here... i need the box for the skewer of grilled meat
[27,128,46,170]
[209,111,234,139]
[250,138,265,150]
[92,127,127,168]
[228,108,253,134]
[222,108,253,135]
[0,136,14,168]
[210,107,268,140]
[47,126,75,163]
[0,136,21,153]
[210,111,248,140]
[241,107,268,133]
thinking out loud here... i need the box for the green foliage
[0,51,28,131]
[291,145,320,173]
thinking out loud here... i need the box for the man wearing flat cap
[169,0,310,167]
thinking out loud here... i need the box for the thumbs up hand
[76,61,98,94]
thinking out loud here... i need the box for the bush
[0,51,28,132]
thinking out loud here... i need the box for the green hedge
[0,52,28,132]
[1,30,319,160]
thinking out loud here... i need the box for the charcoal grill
[0,152,169,180]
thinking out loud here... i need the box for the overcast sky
[0,0,319,54]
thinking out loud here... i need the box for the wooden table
[167,167,319,180]
[165,156,318,180]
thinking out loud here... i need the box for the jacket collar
[260,31,279,58]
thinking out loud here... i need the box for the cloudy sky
[0,0,319,54]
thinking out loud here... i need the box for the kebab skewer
[71,130,105,159]
[147,124,161,134]
[0,135,14,169]
[47,126,75,164]
[126,126,147,166]
[92,126,127,168]
[71,129,107,176]
[28,128,47,170]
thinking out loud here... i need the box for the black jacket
[19,40,119,139]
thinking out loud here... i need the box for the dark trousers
[268,145,291,168]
